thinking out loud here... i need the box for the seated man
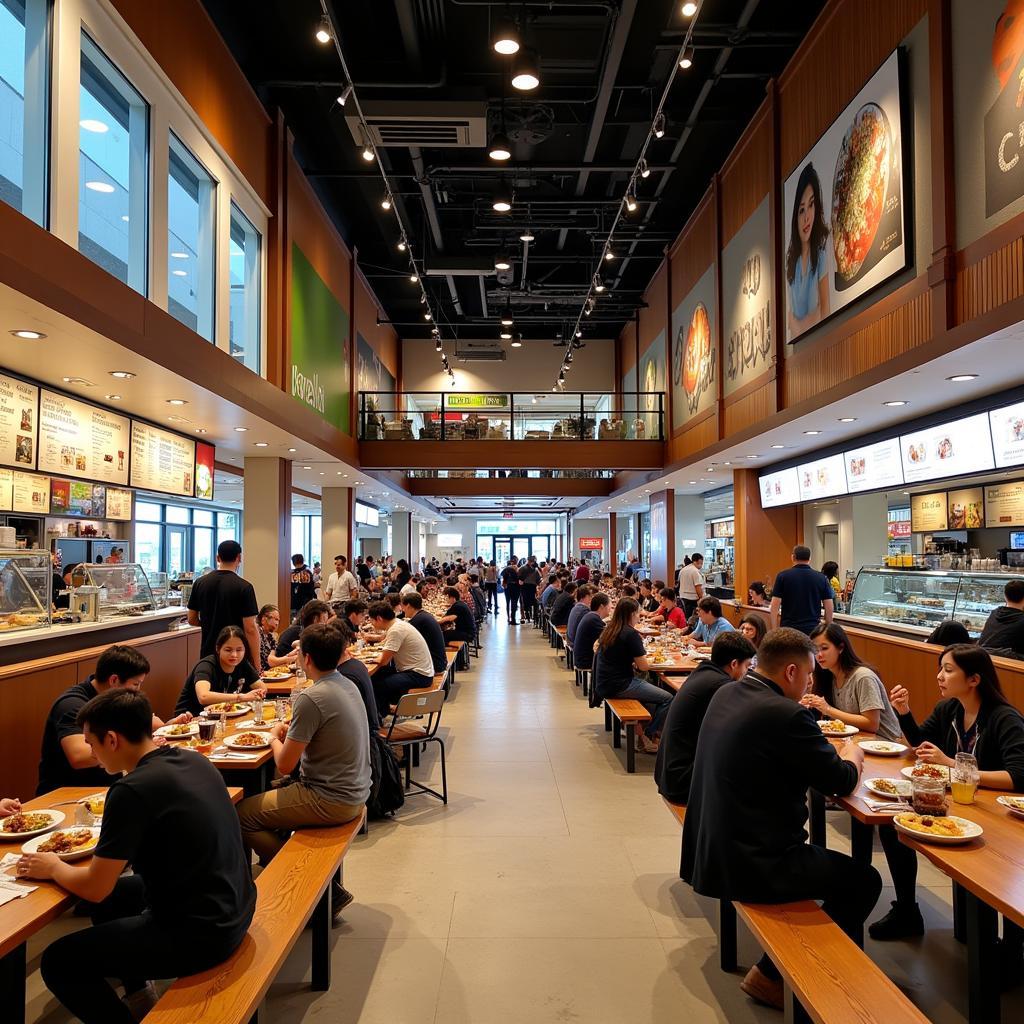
[366,601,435,717]
[343,598,370,633]
[329,618,380,732]
[650,587,688,629]
[275,599,332,660]
[681,628,880,1010]
[540,574,562,610]
[566,584,594,646]
[22,690,255,1024]
[572,592,610,671]
[401,591,448,674]
[979,578,1024,656]
[686,596,736,648]
[437,586,476,644]
[37,645,189,796]
[548,580,577,628]
[655,632,755,804]
[238,624,370,915]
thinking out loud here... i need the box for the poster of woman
[785,163,831,339]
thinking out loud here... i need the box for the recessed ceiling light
[10,328,47,340]
[195,428,207,434]
[234,426,248,432]
[166,399,188,406]
[254,442,269,447]
[105,394,121,401]
[722,461,731,466]
[883,400,908,407]
[803,430,821,435]
[337,471,344,475]
[170,252,189,259]
[80,118,109,133]
[689,480,696,484]
[838,417,857,423]
[110,370,135,379]
[747,455,759,459]
[319,472,325,476]
[85,180,115,193]
[303,465,311,470]
[172,269,187,277]
[770,444,785,449]
[946,374,978,382]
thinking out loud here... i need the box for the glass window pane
[165,504,189,524]
[532,536,549,562]
[166,527,186,576]
[0,0,48,224]
[79,33,148,293]
[193,509,214,526]
[229,202,260,372]
[135,500,162,521]
[476,536,494,563]
[134,522,161,573]
[308,516,321,566]
[193,527,213,573]
[168,133,215,339]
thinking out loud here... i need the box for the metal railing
[358,392,665,442]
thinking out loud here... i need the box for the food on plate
[1001,795,1024,812]
[911,763,946,780]
[868,778,912,798]
[936,437,953,460]
[262,667,292,679]
[230,732,267,747]
[81,795,105,816]
[206,702,249,715]
[819,719,850,734]
[1,812,54,834]
[163,723,194,737]
[38,829,97,854]
[894,813,965,838]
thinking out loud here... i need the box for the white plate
[859,740,908,756]
[78,793,106,818]
[154,722,199,740]
[234,719,273,730]
[818,721,859,737]
[893,813,983,845]
[201,704,250,718]
[996,795,1024,820]
[0,809,65,840]
[21,826,102,860]
[864,778,912,799]
[223,732,271,750]
[901,764,952,785]
[260,672,293,682]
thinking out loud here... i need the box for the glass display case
[0,549,52,634]
[846,567,1024,637]
[81,562,157,619]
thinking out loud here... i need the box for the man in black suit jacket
[681,628,881,1010]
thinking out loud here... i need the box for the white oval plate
[996,795,1024,820]
[893,813,983,845]
[0,809,65,841]
[223,732,271,750]
[902,764,951,785]
[155,722,199,740]
[22,825,101,860]
[818,721,859,737]
[864,778,912,799]
[859,740,908,756]
[234,719,272,730]
[260,671,293,682]
[201,704,250,718]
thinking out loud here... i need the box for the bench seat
[605,699,651,773]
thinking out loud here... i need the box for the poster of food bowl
[194,442,215,500]
[782,49,907,343]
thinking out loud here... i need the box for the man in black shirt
[548,580,577,628]
[572,593,610,671]
[518,559,541,623]
[654,632,755,804]
[438,586,476,644]
[401,592,447,673]
[187,540,260,666]
[769,545,834,635]
[275,600,331,659]
[500,558,521,624]
[289,553,317,619]
[681,628,879,1009]
[21,690,255,1024]
[979,578,1024,656]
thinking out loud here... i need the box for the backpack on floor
[367,731,405,819]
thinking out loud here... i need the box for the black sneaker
[331,883,354,924]
[868,901,925,940]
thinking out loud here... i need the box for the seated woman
[926,619,972,646]
[637,579,660,614]
[257,604,285,674]
[872,644,1024,940]
[738,614,767,668]
[802,623,901,739]
[593,599,671,755]
[175,626,266,717]
[747,581,770,608]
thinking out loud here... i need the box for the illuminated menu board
[843,438,905,493]
[989,400,1024,468]
[759,467,800,508]
[899,413,994,484]
[105,487,133,521]
[910,491,948,532]
[12,471,50,514]
[0,469,11,510]
[797,454,848,501]
[0,372,38,470]
[130,422,196,497]
[985,481,1024,527]
[38,390,130,485]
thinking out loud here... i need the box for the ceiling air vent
[455,341,506,362]
[346,100,487,149]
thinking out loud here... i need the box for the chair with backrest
[379,688,448,803]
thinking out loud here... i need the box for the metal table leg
[965,892,1000,1024]
[0,943,26,1024]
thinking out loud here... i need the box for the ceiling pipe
[425,163,676,176]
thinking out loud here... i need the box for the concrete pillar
[608,512,617,573]
[649,489,675,584]
[391,511,412,562]
[674,495,706,575]
[243,457,291,614]
[849,493,889,581]
[321,487,353,565]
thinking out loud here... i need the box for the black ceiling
[201,0,825,349]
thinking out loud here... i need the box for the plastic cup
[198,719,216,744]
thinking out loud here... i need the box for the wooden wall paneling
[666,412,718,464]
[719,103,772,247]
[767,80,787,417]
[668,188,717,307]
[956,234,1024,325]
[350,248,359,438]
[714,174,725,439]
[266,112,288,390]
[723,379,777,437]
[639,260,668,350]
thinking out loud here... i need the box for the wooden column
[733,469,802,595]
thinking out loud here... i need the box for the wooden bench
[148,811,365,1024]
[605,699,651,773]
[446,640,467,675]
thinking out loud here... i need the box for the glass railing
[358,392,665,441]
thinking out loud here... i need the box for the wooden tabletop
[0,785,243,960]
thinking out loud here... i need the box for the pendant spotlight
[511,48,540,91]
[682,2,698,17]
[494,250,512,272]
[492,16,520,55]
[679,47,694,69]
[653,112,666,139]
[493,187,512,213]
[336,84,353,106]
[488,132,512,161]
[315,15,332,44]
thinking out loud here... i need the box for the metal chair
[379,688,448,804]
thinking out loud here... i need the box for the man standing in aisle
[187,540,260,667]
[769,545,834,635]
[324,554,359,605]
[518,557,541,624]
[500,557,522,625]
[677,553,706,618]
[289,553,317,621]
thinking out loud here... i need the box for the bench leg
[612,715,621,748]
[311,887,331,991]
[604,701,612,732]
[953,880,968,944]
[784,986,812,1024]
[718,901,737,972]
[0,942,26,1024]
[965,892,999,1024]
[626,724,636,773]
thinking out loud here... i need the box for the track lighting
[488,132,512,161]
[494,250,512,272]
[397,238,407,252]
[420,293,427,303]
[640,158,650,179]
[519,228,535,242]
[510,336,522,348]
[653,113,665,139]
[336,84,353,106]
[500,309,514,326]
[361,143,374,162]
[493,16,520,55]
[435,340,442,352]
[493,188,512,212]
[511,48,540,91]
[424,312,432,321]
[593,277,605,293]
[500,329,512,340]
[679,47,694,69]
[682,2,697,16]
[558,370,565,383]
[604,248,615,260]
[625,189,638,213]
[410,274,419,283]
[315,15,331,44]
[575,329,582,338]
[381,194,392,211]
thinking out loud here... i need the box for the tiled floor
[24,611,1024,1022]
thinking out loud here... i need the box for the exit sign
[502,512,514,519]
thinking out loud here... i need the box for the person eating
[366,602,435,717]
[650,587,688,630]
[257,604,281,674]
[174,625,266,717]
[437,585,476,644]
[274,599,332,662]
[400,591,448,674]
[566,584,594,647]
[684,597,736,648]
[572,592,610,672]
[738,614,767,663]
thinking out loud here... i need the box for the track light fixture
[493,188,512,213]
[380,194,392,211]
[682,2,698,17]
[604,248,615,260]
[494,250,512,272]
[625,189,638,213]
[500,328,513,340]
[361,142,374,162]
[488,132,512,161]
[639,158,650,179]
[510,335,522,348]
[397,238,407,252]
[410,274,419,283]
[435,340,442,352]
[424,312,432,321]
[593,276,605,293]
[511,48,540,91]
[679,47,694,69]
[492,15,520,55]
[653,113,666,139]
[336,84,353,106]
[315,15,331,44]
[519,228,535,242]
[500,308,514,327]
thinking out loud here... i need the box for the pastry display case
[79,562,157,619]
[0,550,51,634]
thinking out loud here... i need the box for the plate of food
[223,732,271,750]
[864,778,912,799]
[261,668,293,681]
[0,809,65,840]
[235,718,273,730]
[893,813,982,845]
[155,722,200,740]
[859,740,908,756]
[902,763,952,784]
[202,703,250,717]
[818,719,859,737]
[22,826,102,860]
[78,793,105,818]
[996,795,1024,820]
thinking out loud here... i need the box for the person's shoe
[122,982,159,1022]
[740,965,784,1011]
[868,901,925,941]
[331,883,355,924]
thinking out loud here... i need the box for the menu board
[899,413,995,483]
[760,467,801,508]
[50,479,71,514]
[947,488,985,530]
[0,372,38,470]
[12,471,50,514]
[38,391,130,485]
[985,481,1024,527]
[911,491,948,532]
[797,454,848,501]
[105,487,132,521]
[195,442,215,500]
[130,422,195,497]
[844,438,905,493]
[989,400,1024,468]
[0,469,11,511]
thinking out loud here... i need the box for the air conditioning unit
[346,100,488,149]
[455,341,507,362]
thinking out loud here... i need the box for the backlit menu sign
[759,467,800,508]
[0,469,11,510]
[797,454,848,501]
[579,537,604,550]
[12,471,49,514]
[105,487,132,521]
[985,481,1024,527]
[38,390,130,485]
[0,372,38,470]
[194,442,215,500]
[910,491,948,532]
[989,400,1024,468]
[899,413,994,484]
[130,422,196,497]
[844,438,905,493]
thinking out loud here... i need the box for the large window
[78,32,147,292]
[167,133,215,339]
[229,202,260,371]
[134,501,238,575]
[0,0,49,225]
[290,515,322,567]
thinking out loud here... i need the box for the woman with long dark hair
[869,645,1024,940]
[175,625,265,716]
[785,162,831,338]
[594,598,671,754]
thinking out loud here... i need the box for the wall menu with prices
[985,481,1024,527]
[0,372,38,470]
[910,491,948,532]
[37,390,130,485]
[130,422,196,497]
[797,454,848,501]
[13,471,50,514]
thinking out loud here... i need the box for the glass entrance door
[166,525,187,577]
[532,536,550,562]
[495,538,512,564]
[512,537,530,562]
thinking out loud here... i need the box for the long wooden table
[0,785,243,1024]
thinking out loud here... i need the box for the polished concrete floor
[24,610,1024,1022]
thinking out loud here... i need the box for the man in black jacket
[979,579,1024,657]
[500,558,521,625]
[654,632,755,804]
[548,580,577,629]
[681,628,880,1010]
[518,559,542,624]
